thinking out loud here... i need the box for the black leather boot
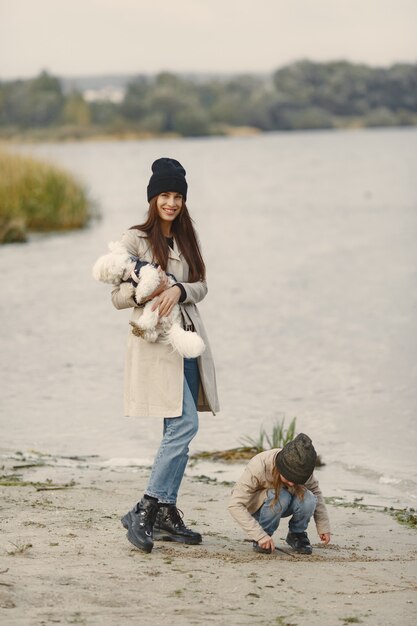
[153,504,202,544]
[121,497,159,553]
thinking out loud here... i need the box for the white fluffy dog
[92,241,205,358]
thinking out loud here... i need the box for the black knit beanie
[275,433,317,485]
[147,157,188,202]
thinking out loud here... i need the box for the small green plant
[240,417,297,453]
[392,509,417,528]
[191,417,302,463]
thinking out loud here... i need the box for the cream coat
[110,229,220,418]
[228,449,331,543]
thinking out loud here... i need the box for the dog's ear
[92,242,132,284]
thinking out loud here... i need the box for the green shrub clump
[0,150,90,243]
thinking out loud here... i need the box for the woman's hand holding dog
[142,267,181,317]
[152,285,181,317]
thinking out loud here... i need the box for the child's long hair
[270,465,305,508]
[131,197,206,282]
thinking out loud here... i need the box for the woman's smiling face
[156,192,183,225]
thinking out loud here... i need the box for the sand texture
[1,459,416,626]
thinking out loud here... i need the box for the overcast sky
[1,0,416,79]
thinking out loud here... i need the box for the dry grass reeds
[0,150,90,243]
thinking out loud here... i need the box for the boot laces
[136,499,158,524]
[166,506,186,528]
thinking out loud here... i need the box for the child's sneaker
[286,531,312,554]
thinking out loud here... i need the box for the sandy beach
[1,456,416,626]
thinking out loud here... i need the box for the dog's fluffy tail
[167,324,206,358]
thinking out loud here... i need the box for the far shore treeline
[1,60,417,140]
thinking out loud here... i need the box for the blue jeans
[145,358,199,505]
[253,487,317,536]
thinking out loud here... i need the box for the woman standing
[109,158,219,553]
[228,433,331,554]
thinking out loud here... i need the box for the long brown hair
[270,465,305,508]
[130,197,206,282]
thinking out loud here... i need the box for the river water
[1,128,416,507]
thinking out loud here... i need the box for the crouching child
[228,433,331,554]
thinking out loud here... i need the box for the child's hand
[319,533,331,545]
[258,536,275,552]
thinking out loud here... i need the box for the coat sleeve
[110,230,143,310]
[228,465,269,543]
[304,473,331,535]
[111,282,137,310]
[178,232,208,304]
[177,279,208,304]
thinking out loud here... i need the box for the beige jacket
[110,229,220,417]
[228,449,331,542]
